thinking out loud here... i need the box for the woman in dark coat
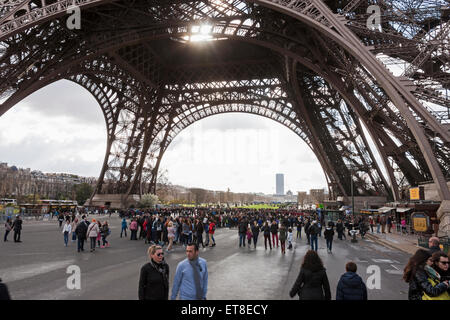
[138,245,169,300]
[289,250,331,300]
[403,249,448,300]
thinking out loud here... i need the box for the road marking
[0,259,75,283]
[372,259,395,263]
[390,264,400,270]
[385,269,403,275]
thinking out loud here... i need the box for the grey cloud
[20,80,104,125]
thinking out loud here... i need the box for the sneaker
[100,246,105,249]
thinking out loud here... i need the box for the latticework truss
[0,0,448,207]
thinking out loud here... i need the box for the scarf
[151,259,168,288]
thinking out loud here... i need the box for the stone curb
[366,233,418,256]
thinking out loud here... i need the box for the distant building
[276,173,284,195]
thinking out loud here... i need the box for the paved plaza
[0,214,411,300]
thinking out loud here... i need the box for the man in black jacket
[75,216,89,252]
[12,215,22,243]
[336,262,367,300]
[270,220,279,248]
[238,220,247,247]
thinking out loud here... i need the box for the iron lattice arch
[0,0,449,206]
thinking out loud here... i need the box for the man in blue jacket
[336,262,368,300]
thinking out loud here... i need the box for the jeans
[376,224,380,233]
[239,233,246,247]
[253,234,258,248]
[280,240,286,253]
[102,235,108,246]
[64,233,69,246]
[271,233,279,247]
[296,229,301,239]
[120,227,127,238]
[306,233,310,244]
[209,234,215,245]
[4,230,10,241]
[77,237,85,251]
[90,237,96,250]
[326,239,333,252]
[310,235,318,251]
[264,234,272,249]
[130,230,137,240]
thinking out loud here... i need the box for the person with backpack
[309,221,319,252]
[195,219,205,249]
[75,215,89,252]
[296,218,302,239]
[336,262,368,300]
[87,219,100,252]
[130,218,138,240]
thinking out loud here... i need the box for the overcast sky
[0,80,327,194]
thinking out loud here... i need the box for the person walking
[251,220,260,249]
[287,228,293,250]
[195,219,205,249]
[238,220,247,247]
[138,245,169,300]
[369,216,374,234]
[96,220,102,247]
[70,218,78,243]
[86,218,100,252]
[270,220,279,248]
[403,249,449,300]
[289,250,331,300]
[336,262,368,300]
[167,222,176,252]
[120,218,128,238]
[336,219,345,240]
[380,214,386,234]
[309,221,319,252]
[304,219,311,245]
[62,220,72,247]
[11,215,22,243]
[171,243,208,300]
[324,224,334,253]
[296,218,302,239]
[100,221,110,248]
[279,224,287,254]
[208,219,216,247]
[262,221,272,250]
[4,218,12,242]
[75,215,89,252]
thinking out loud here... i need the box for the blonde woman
[138,245,169,300]
[167,222,175,252]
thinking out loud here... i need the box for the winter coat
[324,228,334,240]
[121,219,127,229]
[12,219,22,231]
[279,227,287,242]
[408,268,448,300]
[304,222,311,235]
[262,225,270,236]
[168,227,175,239]
[290,267,331,300]
[336,223,344,233]
[238,222,247,234]
[75,221,88,240]
[138,261,169,300]
[86,222,99,238]
[270,223,278,234]
[336,272,367,300]
[308,224,319,236]
[251,225,260,238]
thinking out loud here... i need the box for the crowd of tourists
[1,206,448,300]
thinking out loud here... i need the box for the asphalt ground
[0,215,410,300]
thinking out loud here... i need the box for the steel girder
[0,0,448,205]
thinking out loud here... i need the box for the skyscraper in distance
[276,173,284,195]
